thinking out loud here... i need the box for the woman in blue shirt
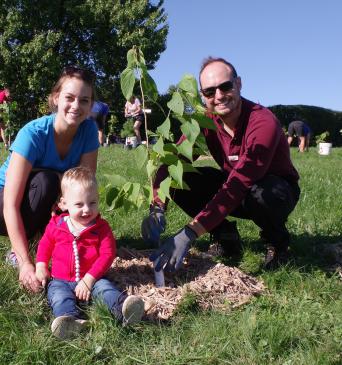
[0,67,99,292]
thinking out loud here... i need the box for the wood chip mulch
[106,247,265,321]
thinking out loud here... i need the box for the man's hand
[35,262,50,288]
[75,274,95,301]
[141,206,166,246]
[149,226,197,272]
[19,261,42,293]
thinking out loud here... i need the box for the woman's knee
[28,171,60,208]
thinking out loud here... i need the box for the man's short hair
[199,57,238,83]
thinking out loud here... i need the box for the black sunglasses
[201,80,235,98]
[62,66,96,83]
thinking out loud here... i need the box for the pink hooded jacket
[36,213,116,281]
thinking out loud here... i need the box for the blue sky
[150,0,342,111]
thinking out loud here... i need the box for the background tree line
[1,1,342,145]
[269,104,342,146]
[0,0,168,136]
[146,99,342,146]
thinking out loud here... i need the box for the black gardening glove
[149,226,198,272]
[141,205,166,247]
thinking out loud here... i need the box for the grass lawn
[0,145,341,365]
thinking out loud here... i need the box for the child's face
[54,77,93,129]
[60,182,99,227]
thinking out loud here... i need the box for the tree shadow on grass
[289,233,341,272]
[116,233,342,278]
[245,233,342,275]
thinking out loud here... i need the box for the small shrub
[315,131,330,144]
[120,119,135,138]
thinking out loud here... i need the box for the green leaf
[104,174,127,188]
[134,144,148,169]
[178,74,198,96]
[120,67,136,100]
[177,139,194,161]
[160,153,178,165]
[105,187,119,207]
[109,191,124,211]
[167,91,184,116]
[136,194,145,208]
[168,160,183,188]
[170,180,190,190]
[137,48,146,66]
[194,133,208,155]
[192,114,216,130]
[182,162,199,173]
[142,71,158,102]
[129,183,141,204]
[156,117,171,139]
[142,185,153,202]
[146,159,157,179]
[158,177,172,202]
[177,114,191,125]
[163,143,178,154]
[181,120,200,144]
[152,137,165,156]
[123,199,135,213]
[122,182,133,193]
[194,101,207,114]
[127,49,136,68]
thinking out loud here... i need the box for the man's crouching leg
[240,175,300,269]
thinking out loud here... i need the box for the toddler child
[35,166,144,339]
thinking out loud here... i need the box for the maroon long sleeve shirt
[154,98,299,232]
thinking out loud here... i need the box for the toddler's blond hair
[61,167,97,196]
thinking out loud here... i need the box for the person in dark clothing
[90,101,109,145]
[287,120,311,152]
[142,57,300,272]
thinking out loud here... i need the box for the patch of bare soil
[106,247,265,321]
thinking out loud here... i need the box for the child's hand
[35,262,50,289]
[75,274,95,302]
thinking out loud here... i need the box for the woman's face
[54,77,93,129]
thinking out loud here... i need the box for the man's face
[200,62,241,117]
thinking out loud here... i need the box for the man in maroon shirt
[143,57,300,271]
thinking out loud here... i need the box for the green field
[0,145,341,365]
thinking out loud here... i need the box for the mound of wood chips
[106,247,265,321]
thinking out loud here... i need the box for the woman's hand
[19,261,42,292]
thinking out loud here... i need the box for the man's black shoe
[209,221,243,258]
[263,245,289,270]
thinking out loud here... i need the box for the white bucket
[318,142,332,155]
[125,136,138,148]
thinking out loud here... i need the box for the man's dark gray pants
[170,167,300,249]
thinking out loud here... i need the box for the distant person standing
[124,95,144,144]
[287,120,311,152]
[90,101,109,146]
[0,88,10,149]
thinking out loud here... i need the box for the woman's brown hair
[48,66,96,112]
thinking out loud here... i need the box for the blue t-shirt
[0,114,99,188]
[91,101,109,116]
